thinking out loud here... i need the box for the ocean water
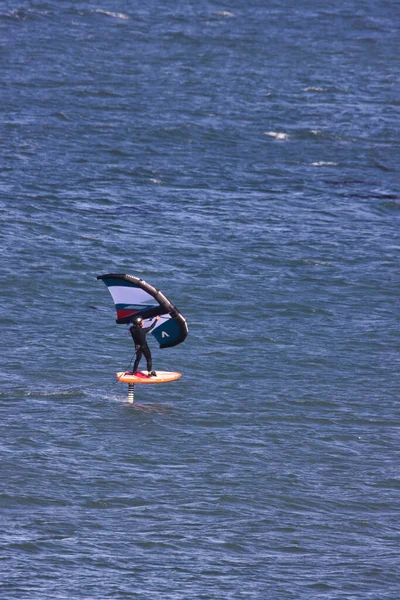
[1,1,399,598]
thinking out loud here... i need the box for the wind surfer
[129,316,160,376]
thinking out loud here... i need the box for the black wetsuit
[129,320,157,373]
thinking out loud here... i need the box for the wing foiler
[97,273,188,349]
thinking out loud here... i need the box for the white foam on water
[304,86,327,92]
[215,11,235,18]
[264,131,289,140]
[95,10,129,20]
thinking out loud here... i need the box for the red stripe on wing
[117,309,138,319]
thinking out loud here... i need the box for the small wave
[95,10,129,20]
[311,161,338,167]
[214,11,235,18]
[378,200,400,214]
[264,131,289,141]
[298,259,331,266]
[1,9,28,19]
[304,86,327,92]
[53,111,69,121]
[1,9,49,20]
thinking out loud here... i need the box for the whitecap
[3,9,27,19]
[215,11,235,18]
[1,8,49,19]
[311,161,338,167]
[304,86,326,92]
[264,131,289,141]
[95,9,129,20]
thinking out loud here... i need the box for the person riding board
[129,315,160,376]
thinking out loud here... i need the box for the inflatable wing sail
[97,274,188,349]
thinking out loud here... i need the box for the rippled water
[1,1,399,598]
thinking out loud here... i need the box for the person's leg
[133,348,142,373]
[143,346,152,373]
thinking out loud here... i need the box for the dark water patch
[0,494,71,508]
[374,161,394,172]
[123,402,175,415]
[83,496,149,509]
[376,199,400,214]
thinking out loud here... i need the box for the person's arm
[143,315,161,334]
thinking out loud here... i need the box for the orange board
[116,371,182,384]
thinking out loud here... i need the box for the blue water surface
[0,1,399,598]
